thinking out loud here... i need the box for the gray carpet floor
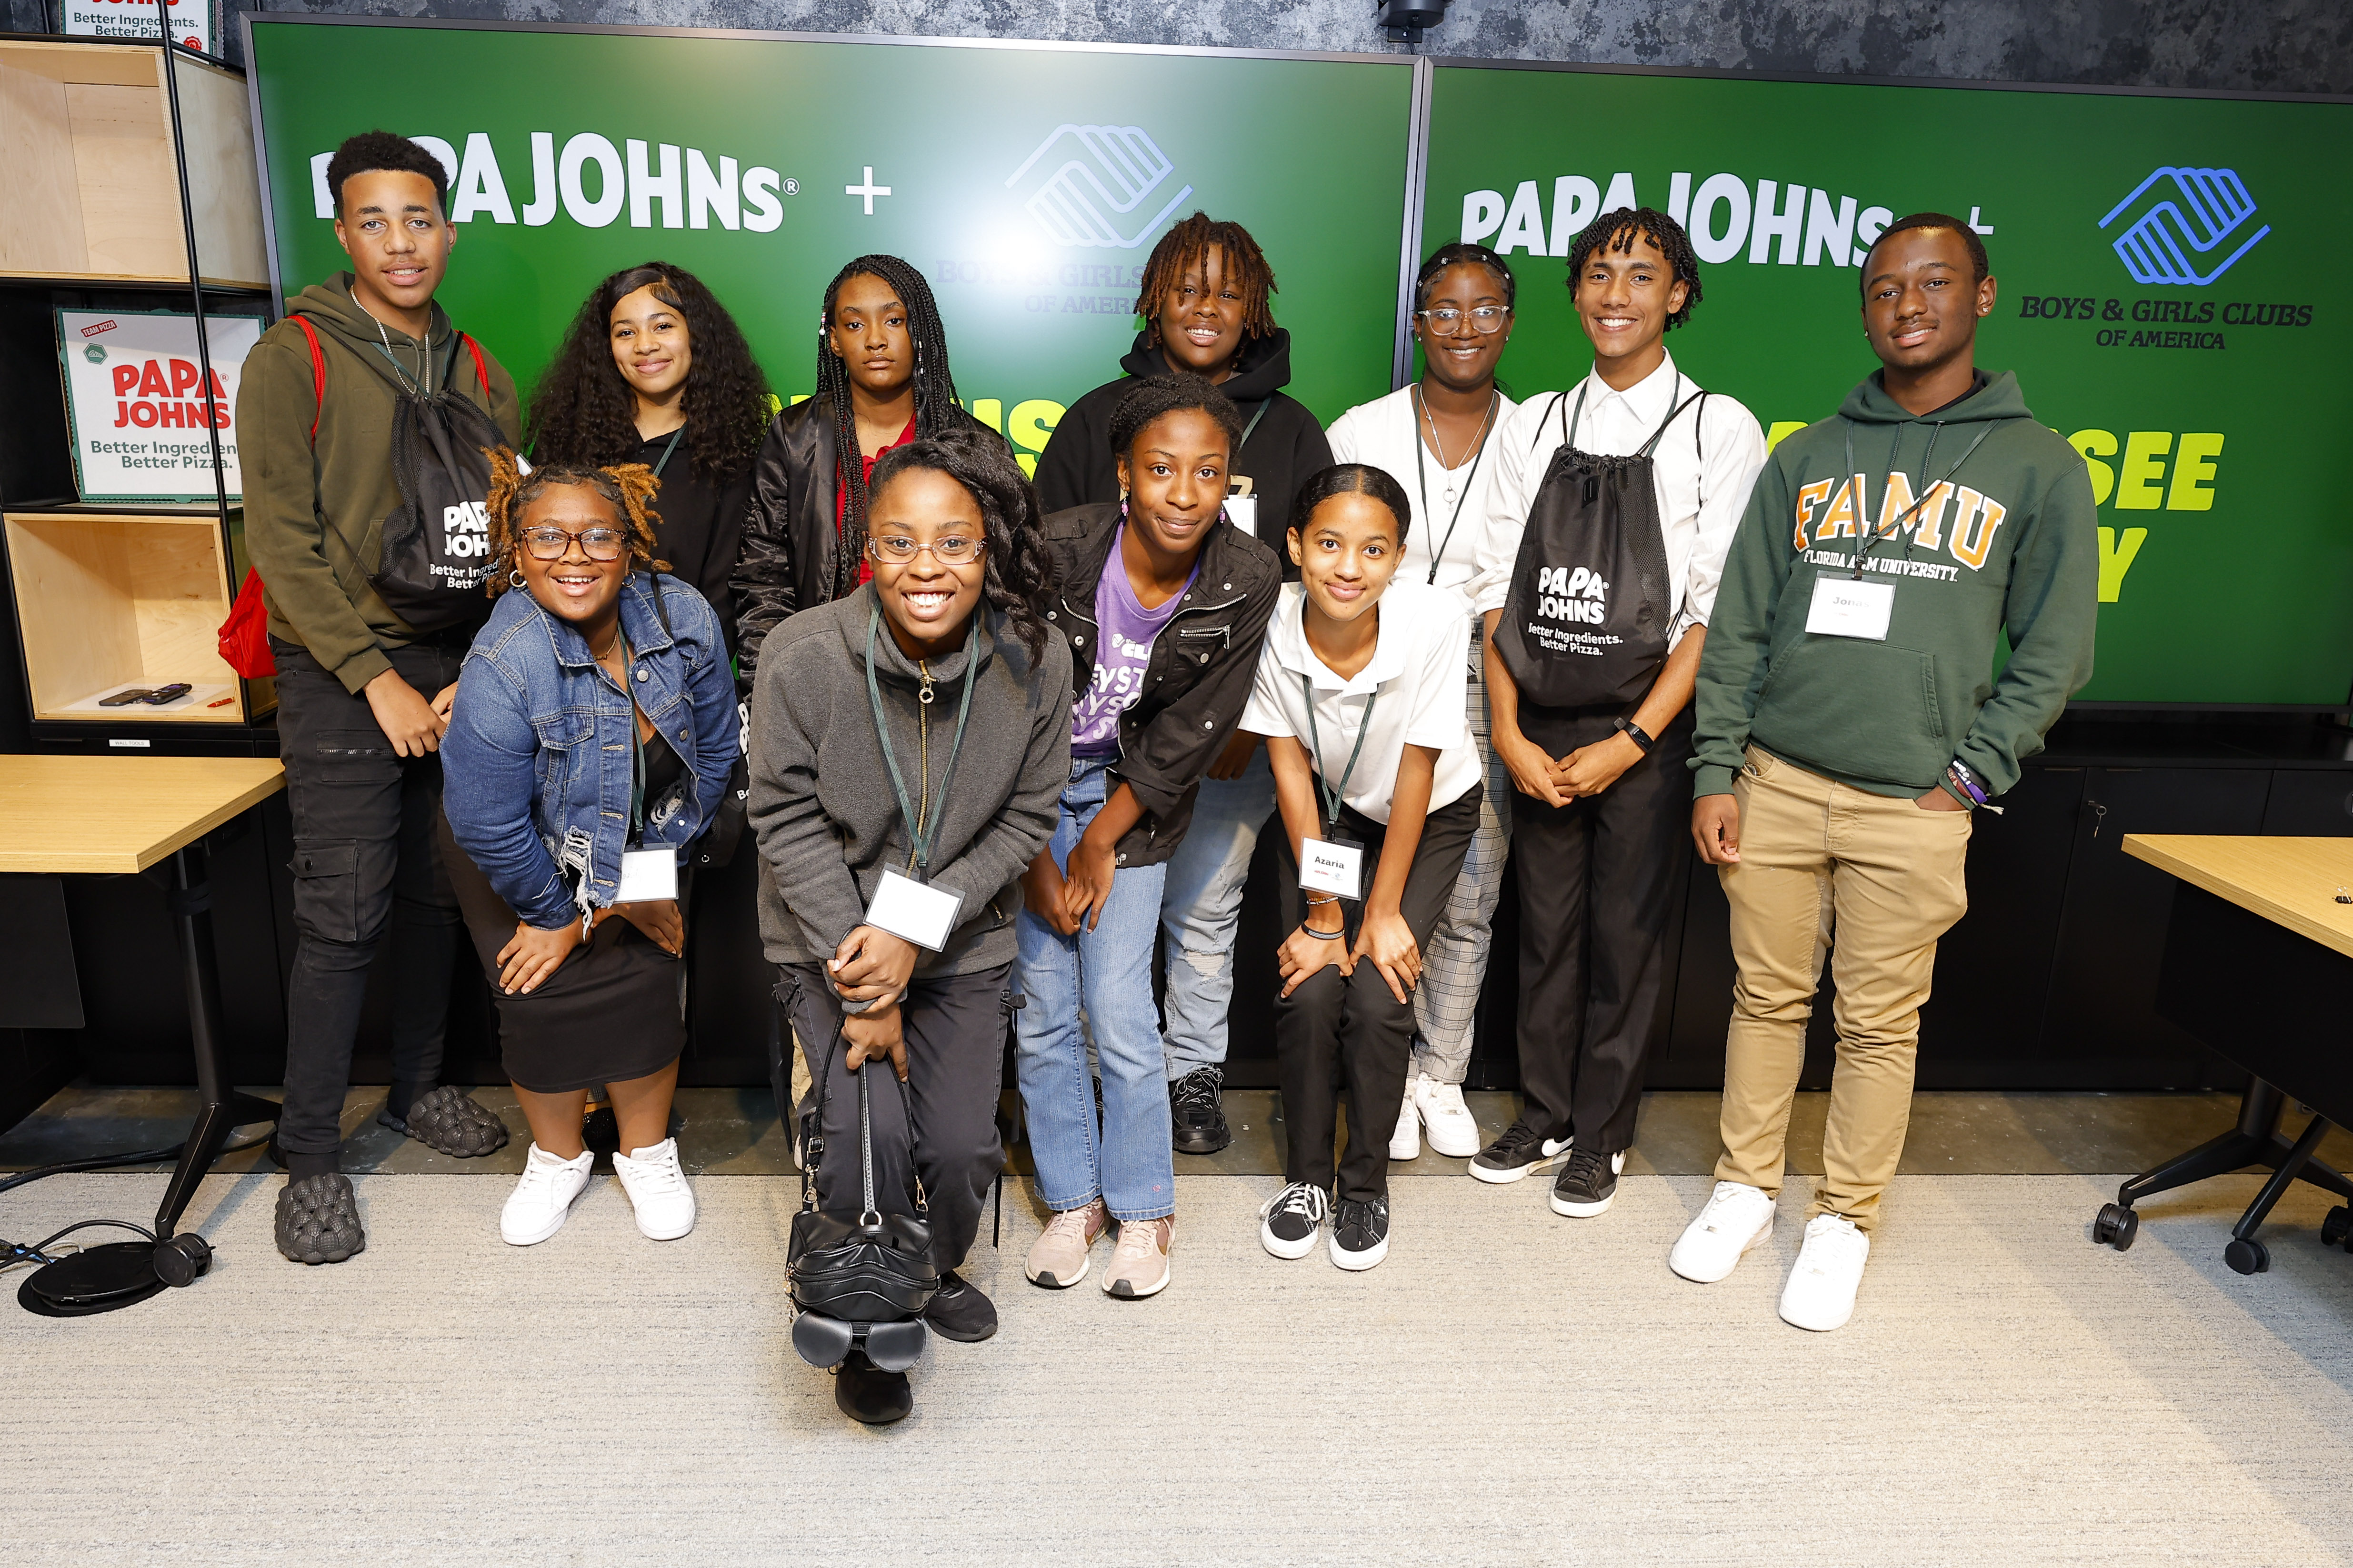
[4,1169,2351,1567]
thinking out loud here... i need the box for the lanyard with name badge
[1805,416,1996,642]
[1222,398,1273,538]
[612,632,681,905]
[861,604,978,951]
[1296,627,1381,903]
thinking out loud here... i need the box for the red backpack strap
[290,314,326,447]
[461,333,490,397]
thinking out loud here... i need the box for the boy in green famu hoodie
[1670,215,2097,1332]
[237,132,521,1264]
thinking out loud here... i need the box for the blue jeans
[1014,758,1175,1222]
[1157,744,1278,1079]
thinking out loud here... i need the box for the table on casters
[0,756,287,1315]
[2096,835,2353,1275]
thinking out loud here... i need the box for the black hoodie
[1031,329,1333,567]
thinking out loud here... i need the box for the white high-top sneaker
[612,1137,697,1241]
[500,1144,593,1246]
[1388,1086,1420,1160]
[1412,1075,1484,1159]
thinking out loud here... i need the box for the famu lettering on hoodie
[1690,370,2098,801]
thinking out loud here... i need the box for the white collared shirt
[1325,383,1519,599]
[1470,350,1765,640]
[1241,578,1481,826]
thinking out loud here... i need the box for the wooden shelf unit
[0,39,267,290]
[2,507,263,724]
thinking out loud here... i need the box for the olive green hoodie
[237,274,520,694]
[1690,369,2097,802]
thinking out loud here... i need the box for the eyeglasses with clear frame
[867,534,985,565]
[1415,305,1511,334]
[519,526,629,561]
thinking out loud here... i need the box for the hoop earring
[508,567,527,589]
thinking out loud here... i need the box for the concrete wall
[8,0,2348,94]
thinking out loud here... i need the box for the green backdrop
[244,20,1416,473]
[1423,64,2353,706]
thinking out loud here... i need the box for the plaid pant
[1409,634,1513,1085]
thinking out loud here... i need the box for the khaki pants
[1714,747,1971,1231]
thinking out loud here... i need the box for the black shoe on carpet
[1550,1144,1620,1218]
[1170,1066,1231,1155]
[378,1085,511,1158]
[582,1105,687,1157]
[924,1269,998,1342]
[834,1348,912,1425]
[275,1173,365,1265]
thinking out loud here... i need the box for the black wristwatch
[1614,717,1656,754]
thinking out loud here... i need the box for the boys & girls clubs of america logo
[2099,166,2269,286]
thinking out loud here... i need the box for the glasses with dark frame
[519,527,629,562]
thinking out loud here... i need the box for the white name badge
[1805,575,1895,641]
[1298,836,1364,901]
[1223,494,1258,538]
[614,847,679,904]
[864,867,966,952]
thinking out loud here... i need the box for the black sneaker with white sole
[1330,1196,1390,1271]
[1549,1144,1623,1217]
[1170,1066,1231,1155]
[1468,1119,1570,1185]
[1258,1180,1329,1259]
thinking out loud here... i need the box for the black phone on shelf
[99,689,153,706]
[140,684,194,705]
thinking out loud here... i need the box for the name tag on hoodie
[1805,576,1895,641]
[865,868,965,952]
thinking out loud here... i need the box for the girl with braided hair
[730,253,994,690]
[441,454,741,1249]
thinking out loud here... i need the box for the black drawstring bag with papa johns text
[376,330,508,635]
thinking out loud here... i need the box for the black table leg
[150,840,279,1240]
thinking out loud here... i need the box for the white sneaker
[1387,1087,1420,1160]
[612,1137,697,1241]
[1668,1181,1775,1283]
[500,1143,593,1246]
[1779,1214,1870,1332]
[1413,1076,1483,1159]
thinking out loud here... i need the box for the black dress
[440,731,691,1095]
[636,431,752,661]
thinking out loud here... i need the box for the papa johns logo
[1534,565,1610,625]
[2099,166,2271,286]
[1006,125,1195,250]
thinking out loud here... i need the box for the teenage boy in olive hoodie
[239,131,521,1263]
[1672,215,2096,1331]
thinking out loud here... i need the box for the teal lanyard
[1298,603,1381,836]
[865,604,979,877]
[651,425,684,479]
[622,634,647,842]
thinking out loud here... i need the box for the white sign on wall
[62,0,215,57]
[57,309,260,503]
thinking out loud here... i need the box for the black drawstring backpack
[787,1024,940,1374]
[1494,380,1708,709]
[374,329,510,634]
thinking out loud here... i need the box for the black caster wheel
[2224,1237,2270,1276]
[2322,1206,2351,1249]
[2092,1202,2138,1251]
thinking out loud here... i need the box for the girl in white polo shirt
[1243,463,1484,1270]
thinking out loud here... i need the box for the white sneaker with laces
[1668,1180,1775,1283]
[1413,1076,1483,1159]
[1779,1213,1871,1331]
[1387,1087,1420,1161]
[612,1137,697,1241]
[501,1143,593,1246]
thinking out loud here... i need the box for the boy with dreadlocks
[1467,207,1765,1213]
[1035,213,1332,1157]
[731,254,994,689]
[441,454,739,1248]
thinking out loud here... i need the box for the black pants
[1510,705,1696,1153]
[272,636,467,1173]
[780,962,1012,1275]
[1273,789,1481,1204]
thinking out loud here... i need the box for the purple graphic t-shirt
[1071,528,1197,757]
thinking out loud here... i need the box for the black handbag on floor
[787,1027,939,1372]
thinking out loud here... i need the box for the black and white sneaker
[1549,1144,1626,1217]
[1468,1119,1571,1185]
[1170,1066,1232,1155]
[1330,1196,1390,1271]
[1258,1180,1329,1259]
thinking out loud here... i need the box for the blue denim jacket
[442,572,740,928]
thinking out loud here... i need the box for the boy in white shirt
[1468,208,1766,1216]
[1326,242,1520,1164]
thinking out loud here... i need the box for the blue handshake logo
[2098,166,2270,286]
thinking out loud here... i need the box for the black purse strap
[796,1013,927,1219]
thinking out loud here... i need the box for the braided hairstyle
[1132,213,1280,343]
[483,450,671,599]
[1108,372,1245,463]
[527,261,773,482]
[1564,207,1704,330]
[1415,240,1515,311]
[867,429,1056,662]
[816,254,965,601]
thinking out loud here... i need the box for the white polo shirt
[1326,384,1519,599]
[1471,350,1765,641]
[1241,578,1481,826]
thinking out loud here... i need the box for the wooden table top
[2123,834,2353,960]
[0,755,285,875]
